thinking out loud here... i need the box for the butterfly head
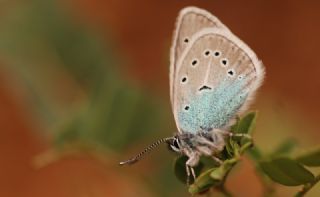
[167,135,182,153]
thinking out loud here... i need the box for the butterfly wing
[173,28,264,134]
[170,7,230,107]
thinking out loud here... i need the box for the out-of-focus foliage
[0,1,184,196]
[297,148,320,167]
[260,158,315,186]
[0,0,170,152]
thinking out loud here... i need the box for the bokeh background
[0,0,319,196]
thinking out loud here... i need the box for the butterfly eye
[183,38,189,43]
[170,138,181,152]
[221,58,228,67]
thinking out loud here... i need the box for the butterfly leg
[190,166,196,181]
[230,133,252,139]
[185,163,191,185]
[219,130,252,140]
[196,145,223,165]
[185,152,200,184]
[185,165,196,185]
[211,155,223,165]
[196,137,221,150]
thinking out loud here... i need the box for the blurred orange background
[0,0,320,196]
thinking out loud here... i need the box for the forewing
[173,28,264,134]
[170,7,229,106]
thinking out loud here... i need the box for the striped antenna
[119,137,174,166]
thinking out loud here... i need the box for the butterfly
[120,6,265,181]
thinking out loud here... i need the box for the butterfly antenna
[119,137,174,166]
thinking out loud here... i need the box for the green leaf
[188,168,219,194]
[224,138,240,158]
[231,112,257,146]
[225,138,235,158]
[198,156,220,170]
[231,111,257,134]
[296,148,320,167]
[248,146,263,160]
[270,138,297,157]
[189,158,239,195]
[260,158,315,186]
[210,158,237,180]
[173,156,203,184]
[239,141,253,154]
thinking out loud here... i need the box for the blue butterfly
[120,6,264,182]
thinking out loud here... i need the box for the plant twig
[295,174,320,197]
[215,159,239,197]
[214,140,252,196]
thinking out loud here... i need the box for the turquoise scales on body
[178,79,248,133]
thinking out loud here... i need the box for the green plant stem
[215,159,239,197]
[295,174,320,197]
[214,140,251,197]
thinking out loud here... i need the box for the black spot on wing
[199,85,212,91]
